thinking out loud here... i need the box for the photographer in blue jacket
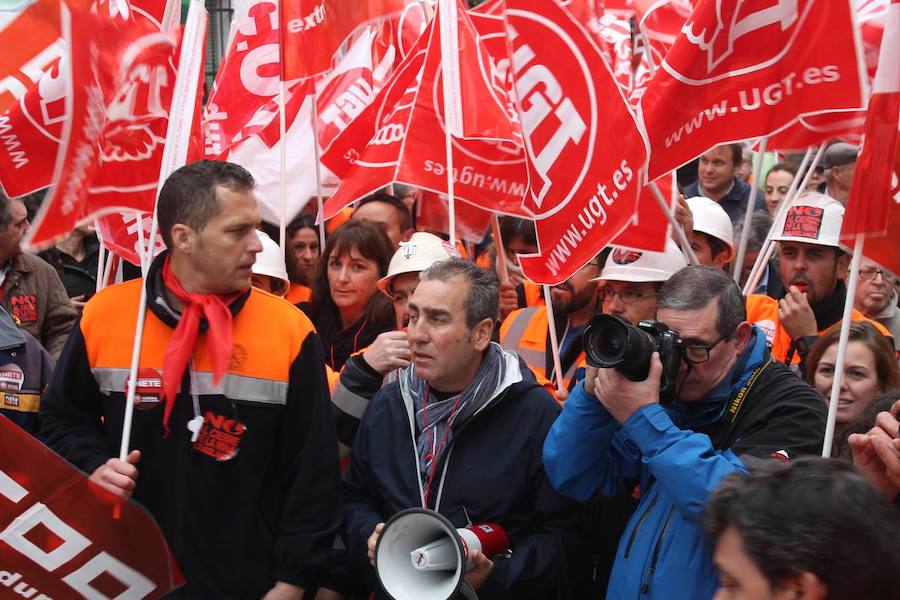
[543,266,827,600]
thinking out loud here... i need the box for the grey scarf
[403,342,507,502]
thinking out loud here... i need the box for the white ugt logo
[682,0,798,74]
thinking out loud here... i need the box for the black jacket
[342,353,583,599]
[40,253,342,597]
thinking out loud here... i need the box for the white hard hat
[377,232,460,296]
[685,196,735,261]
[770,192,844,248]
[252,230,290,292]
[593,238,687,283]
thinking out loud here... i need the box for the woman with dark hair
[301,220,394,370]
[283,212,321,304]
[806,321,900,457]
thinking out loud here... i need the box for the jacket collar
[145,251,251,330]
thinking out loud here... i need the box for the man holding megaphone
[342,259,582,599]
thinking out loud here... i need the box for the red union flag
[643,0,868,180]
[416,191,493,243]
[841,0,899,277]
[321,1,530,221]
[612,173,676,252]
[25,0,205,250]
[0,415,182,597]
[764,110,866,151]
[505,0,647,284]
[0,0,175,201]
[279,0,405,79]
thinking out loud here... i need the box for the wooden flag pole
[542,284,566,398]
[311,92,327,248]
[732,137,767,283]
[649,181,698,264]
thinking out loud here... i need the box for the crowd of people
[1,141,899,599]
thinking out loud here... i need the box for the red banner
[25,0,205,250]
[842,0,899,261]
[321,1,530,220]
[279,0,406,79]
[0,416,182,597]
[612,173,675,252]
[416,191,492,243]
[764,110,866,152]
[0,0,77,114]
[642,0,867,180]
[505,0,647,284]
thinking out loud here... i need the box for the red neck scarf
[160,256,242,433]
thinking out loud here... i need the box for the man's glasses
[597,288,657,305]
[682,334,729,364]
[857,268,888,281]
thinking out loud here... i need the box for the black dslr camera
[582,314,685,393]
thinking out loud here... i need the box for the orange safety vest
[521,279,545,308]
[745,293,891,364]
[499,306,583,398]
[285,283,311,305]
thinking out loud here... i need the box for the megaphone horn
[374,508,509,600]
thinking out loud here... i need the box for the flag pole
[278,79,288,252]
[438,0,457,244]
[732,136,767,282]
[491,214,509,283]
[93,218,106,294]
[742,142,824,295]
[311,92,327,248]
[649,181,698,264]
[822,233,865,457]
[119,0,207,462]
[542,284,566,398]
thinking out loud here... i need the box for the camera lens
[583,314,659,381]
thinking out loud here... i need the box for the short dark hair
[733,211,773,253]
[355,192,412,231]
[0,189,13,231]
[727,143,743,165]
[703,457,900,600]
[658,266,745,338]
[157,160,255,248]
[420,258,499,329]
[701,232,731,263]
[498,216,537,249]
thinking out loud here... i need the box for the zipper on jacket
[623,494,658,559]
[639,506,676,597]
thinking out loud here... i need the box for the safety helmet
[593,238,687,283]
[252,230,290,294]
[770,192,844,248]
[686,196,735,261]
[377,232,460,296]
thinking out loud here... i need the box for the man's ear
[169,224,195,255]
[836,251,851,274]
[472,317,494,351]
[732,321,753,352]
[773,572,827,600]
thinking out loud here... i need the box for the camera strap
[712,357,772,449]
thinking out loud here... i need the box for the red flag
[505,0,647,284]
[0,415,182,597]
[612,173,676,252]
[321,1,530,220]
[96,211,166,266]
[763,110,866,152]
[278,0,406,79]
[315,25,398,150]
[0,0,76,114]
[642,0,867,180]
[841,0,899,250]
[26,0,205,249]
[416,191,493,243]
[0,0,176,201]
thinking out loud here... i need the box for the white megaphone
[374,508,509,600]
